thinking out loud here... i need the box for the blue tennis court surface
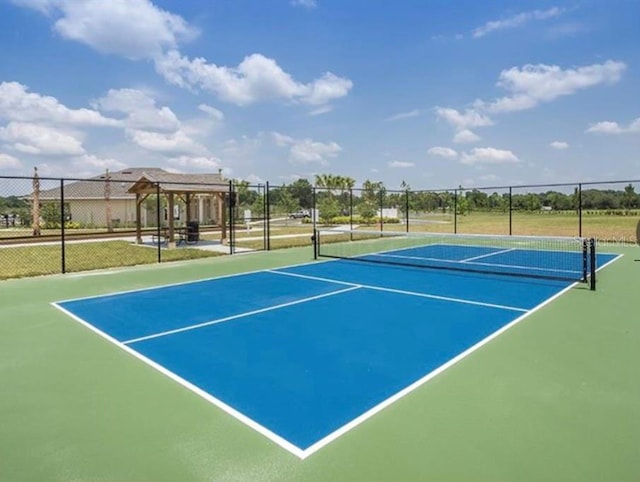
[54,246,619,458]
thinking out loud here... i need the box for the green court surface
[1,245,639,481]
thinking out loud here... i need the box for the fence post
[312,187,317,234]
[349,188,354,241]
[379,189,383,234]
[578,183,583,237]
[405,189,410,233]
[509,186,512,235]
[228,180,235,255]
[156,183,161,263]
[453,189,458,234]
[265,181,271,250]
[60,179,66,274]
[261,184,267,251]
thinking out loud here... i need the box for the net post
[590,237,596,291]
[581,238,588,283]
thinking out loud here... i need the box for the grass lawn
[411,211,638,240]
[0,241,221,280]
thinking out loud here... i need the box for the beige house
[37,167,228,229]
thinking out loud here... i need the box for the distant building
[35,167,227,228]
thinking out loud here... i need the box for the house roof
[37,168,226,199]
[127,171,228,195]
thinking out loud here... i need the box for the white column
[198,196,204,223]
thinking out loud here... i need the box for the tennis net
[313,228,597,288]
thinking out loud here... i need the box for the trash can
[186,221,199,243]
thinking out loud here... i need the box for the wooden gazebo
[127,171,230,246]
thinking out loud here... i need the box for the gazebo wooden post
[185,193,191,224]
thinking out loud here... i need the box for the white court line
[50,302,307,459]
[55,257,333,305]
[52,252,624,460]
[296,252,625,459]
[122,285,361,345]
[460,248,516,262]
[267,269,528,313]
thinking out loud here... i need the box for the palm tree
[315,174,355,192]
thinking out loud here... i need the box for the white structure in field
[378,208,399,218]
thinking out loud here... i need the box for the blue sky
[0,0,638,189]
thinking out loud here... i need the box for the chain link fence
[1,173,639,280]
[312,180,640,241]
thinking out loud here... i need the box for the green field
[0,245,638,481]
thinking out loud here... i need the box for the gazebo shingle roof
[37,168,227,199]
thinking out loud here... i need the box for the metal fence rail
[1,173,639,280]
[313,179,640,244]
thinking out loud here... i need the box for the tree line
[233,176,640,218]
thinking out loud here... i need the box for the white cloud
[13,1,351,109]
[479,61,626,114]
[303,73,353,106]
[197,104,224,121]
[93,88,180,131]
[0,152,22,169]
[586,121,621,134]
[71,153,127,173]
[0,81,118,126]
[385,110,421,122]
[478,174,499,182]
[427,147,458,160]
[272,131,341,165]
[246,173,266,184]
[550,141,569,149]
[0,121,85,156]
[14,0,198,60]
[388,160,415,168]
[155,50,353,106]
[435,107,493,130]
[309,105,334,116]
[460,147,520,165]
[473,7,564,38]
[453,129,481,143]
[290,0,317,8]
[167,155,222,171]
[221,135,264,161]
[290,139,341,164]
[586,118,640,134]
[126,128,206,155]
[272,132,295,147]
